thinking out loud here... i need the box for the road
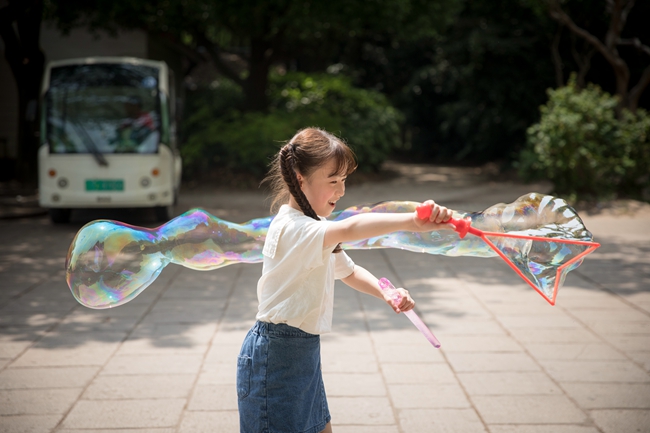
[1,162,649,433]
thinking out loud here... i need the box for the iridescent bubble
[65,193,598,309]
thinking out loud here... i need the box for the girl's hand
[383,287,415,314]
[413,200,454,230]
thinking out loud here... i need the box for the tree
[546,0,650,112]
[45,0,459,112]
[0,0,45,181]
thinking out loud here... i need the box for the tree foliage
[182,72,403,178]
[44,0,459,112]
[519,75,650,200]
[545,0,650,112]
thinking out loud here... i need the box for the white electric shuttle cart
[38,57,182,223]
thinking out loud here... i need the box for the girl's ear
[296,173,304,188]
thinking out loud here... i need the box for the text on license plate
[85,179,124,191]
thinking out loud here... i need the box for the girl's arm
[324,200,453,247]
[342,265,414,313]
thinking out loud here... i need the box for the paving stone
[196,363,236,386]
[497,314,583,330]
[61,399,185,429]
[627,351,650,372]
[488,425,600,433]
[100,353,204,375]
[561,383,650,409]
[607,335,650,353]
[382,340,447,361]
[328,396,395,425]
[0,414,62,433]
[420,319,508,336]
[210,330,251,346]
[570,309,650,323]
[480,301,565,316]
[446,352,540,372]
[323,373,387,397]
[381,362,457,384]
[0,313,63,327]
[439,335,522,353]
[57,311,142,332]
[116,339,208,355]
[506,328,600,344]
[178,410,239,433]
[388,383,470,409]
[0,367,98,389]
[580,319,650,335]
[590,409,650,433]
[457,372,562,395]
[203,343,241,365]
[321,333,375,353]
[322,350,379,374]
[0,388,82,415]
[333,426,399,433]
[11,333,125,367]
[539,360,650,383]
[82,374,195,400]
[187,384,238,411]
[398,408,487,433]
[523,343,627,361]
[367,327,432,346]
[58,430,174,433]
[0,341,33,359]
[472,395,587,424]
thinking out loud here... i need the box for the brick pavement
[1,163,649,432]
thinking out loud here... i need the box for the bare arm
[324,200,453,248]
[342,265,414,313]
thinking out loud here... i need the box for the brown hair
[264,127,357,252]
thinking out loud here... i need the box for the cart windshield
[46,63,162,155]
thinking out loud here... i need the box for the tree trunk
[0,0,45,183]
[242,37,273,112]
[551,25,564,88]
[547,0,650,114]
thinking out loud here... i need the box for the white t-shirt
[256,205,356,334]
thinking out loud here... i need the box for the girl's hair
[264,127,357,252]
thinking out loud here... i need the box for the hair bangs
[328,141,357,177]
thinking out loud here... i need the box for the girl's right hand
[413,200,454,231]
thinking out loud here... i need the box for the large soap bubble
[65,193,599,309]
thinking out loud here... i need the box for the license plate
[85,179,124,191]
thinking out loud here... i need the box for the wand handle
[416,204,481,239]
[378,278,441,348]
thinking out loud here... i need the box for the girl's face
[299,159,347,217]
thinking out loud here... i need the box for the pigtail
[280,143,319,221]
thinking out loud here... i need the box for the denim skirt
[237,321,330,433]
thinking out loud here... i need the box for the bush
[518,76,650,201]
[269,73,403,171]
[181,73,403,179]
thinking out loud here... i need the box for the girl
[237,127,453,433]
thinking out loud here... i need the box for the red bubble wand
[416,204,600,305]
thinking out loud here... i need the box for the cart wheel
[49,208,71,224]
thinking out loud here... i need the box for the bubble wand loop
[378,278,441,348]
[415,204,601,306]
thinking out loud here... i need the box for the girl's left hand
[384,288,415,314]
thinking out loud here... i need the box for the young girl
[237,127,453,433]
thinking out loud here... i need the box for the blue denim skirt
[237,321,330,433]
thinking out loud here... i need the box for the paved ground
[1,162,649,433]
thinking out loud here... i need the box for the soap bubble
[66,193,597,309]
